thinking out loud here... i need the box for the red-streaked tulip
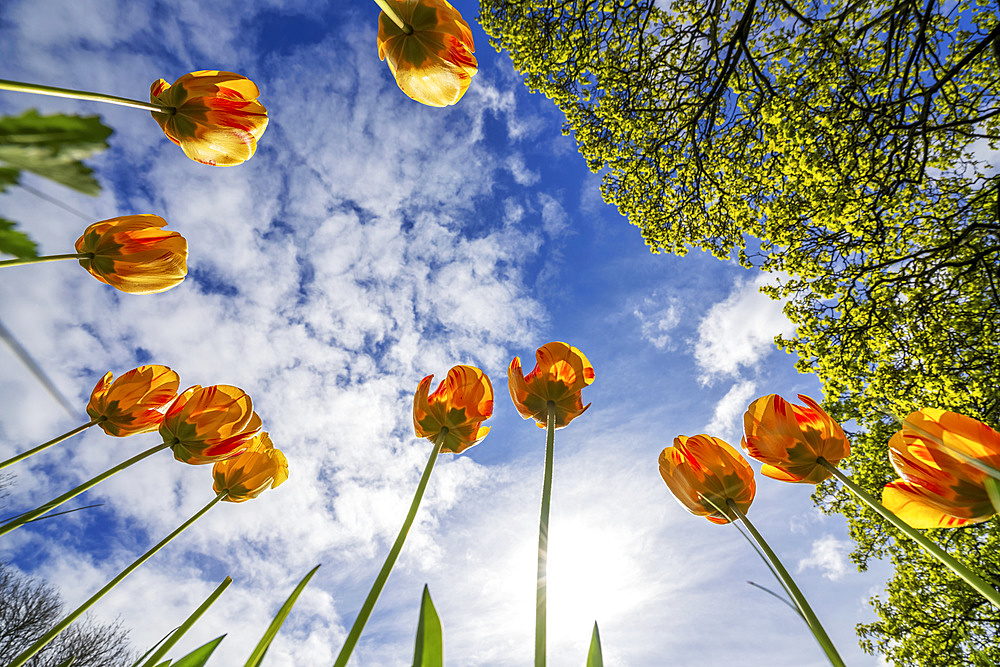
[882,409,1000,528]
[659,434,756,524]
[75,215,187,294]
[508,341,595,429]
[86,365,180,437]
[150,71,268,166]
[742,393,850,483]
[160,385,262,464]
[212,432,288,502]
[413,365,493,453]
[376,0,478,107]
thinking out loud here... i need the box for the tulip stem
[818,458,1000,610]
[0,253,92,268]
[5,491,227,667]
[333,430,446,667]
[0,442,171,538]
[373,0,413,34]
[535,401,556,667]
[726,499,846,667]
[0,417,100,470]
[0,79,172,114]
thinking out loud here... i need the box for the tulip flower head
[150,70,268,166]
[75,215,187,294]
[882,409,1000,528]
[659,435,756,524]
[376,0,478,107]
[508,341,595,429]
[742,394,850,484]
[160,385,263,465]
[213,432,288,502]
[86,365,180,436]
[413,365,493,453]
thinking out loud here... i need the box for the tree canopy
[479,0,1000,663]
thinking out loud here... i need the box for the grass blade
[243,564,320,667]
[412,584,443,667]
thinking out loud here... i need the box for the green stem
[535,402,556,667]
[0,253,92,268]
[332,431,446,667]
[0,79,172,114]
[726,499,846,667]
[0,418,100,470]
[6,491,227,667]
[373,0,413,34]
[819,458,1000,610]
[0,442,170,538]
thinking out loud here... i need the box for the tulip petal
[882,480,983,529]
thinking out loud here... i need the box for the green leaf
[243,564,321,667]
[139,577,233,667]
[0,165,19,192]
[412,585,443,667]
[55,657,75,667]
[0,109,112,195]
[0,217,38,259]
[170,636,226,667]
[586,622,603,667]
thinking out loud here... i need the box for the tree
[0,562,135,667]
[479,0,1000,663]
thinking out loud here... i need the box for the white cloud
[797,534,853,581]
[693,272,795,383]
[506,153,540,185]
[704,379,757,442]
[537,192,568,237]
[632,295,681,349]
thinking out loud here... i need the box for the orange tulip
[150,70,268,166]
[508,341,595,429]
[86,365,180,437]
[212,432,288,502]
[413,365,493,453]
[74,215,187,294]
[742,394,850,483]
[159,385,262,464]
[376,0,478,107]
[881,409,1000,528]
[659,434,756,524]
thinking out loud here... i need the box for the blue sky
[0,0,893,664]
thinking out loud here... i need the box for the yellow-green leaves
[587,622,603,667]
[412,585,443,667]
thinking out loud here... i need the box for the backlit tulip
[150,70,268,166]
[659,434,756,524]
[86,365,180,437]
[75,215,187,294]
[742,394,850,483]
[882,409,1000,528]
[508,341,595,429]
[212,432,288,502]
[376,0,478,107]
[413,365,493,453]
[160,385,262,464]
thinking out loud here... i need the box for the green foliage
[480,0,1000,664]
[0,110,111,195]
[412,585,443,667]
[243,564,320,667]
[0,217,38,258]
[0,109,112,258]
[169,637,225,667]
[586,622,603,667]
[135,577,233,667]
